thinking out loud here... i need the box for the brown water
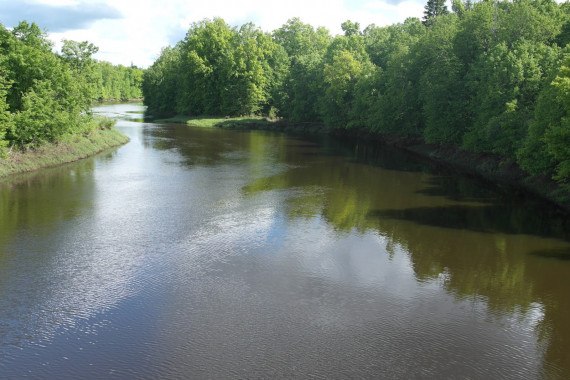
[1,103,570,378]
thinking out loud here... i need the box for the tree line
[142,0,570,183]
[0,21,142,154]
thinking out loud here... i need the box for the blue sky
[1,0,425,68]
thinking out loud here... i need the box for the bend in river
[1,103,570,378]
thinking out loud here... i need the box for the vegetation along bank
[0,21,141,177]
[142,0,570,209]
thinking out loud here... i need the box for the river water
[1,103,570,378]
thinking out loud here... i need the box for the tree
[416,14,468,144]
[341,20,361,37]
[542,55,570,181]
[11,21,52,50]
[423,0,449,26]
[273,18,331,121]
[0,69,11,155]
[462,41,561,155]
[452,0,466,18]
[273,18,330,58]
[321,50,366,127]
[61,40,99,69]
[142,46,182,116]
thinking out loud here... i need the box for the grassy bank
[154,115,278,128]
[152,114,329,133]
[0,129,129,178]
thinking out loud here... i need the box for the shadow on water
[368,203,570,242]
[320,136,440,173]
[319,138,570,243]
[529,248,570,261]
[125,112,570,375]
[415,175,499,203]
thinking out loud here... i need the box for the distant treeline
[142,0,570,183]
[0,21,142,154]
[94,61,143,101]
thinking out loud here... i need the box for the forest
[142,0,570,184]
[0,21,142,154]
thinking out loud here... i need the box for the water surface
[1,103,569,378]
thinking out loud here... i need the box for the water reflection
[144,115,570,375]
[139,118,570,375]
[1,103,569,377]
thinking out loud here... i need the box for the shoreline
[0,129,129,178]
[172,115,570,212]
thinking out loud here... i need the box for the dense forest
[142,0,570,184]
[0,21,142,155]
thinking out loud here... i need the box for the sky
[1,0,426,68]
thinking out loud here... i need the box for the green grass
[0,129,129,178]
[153,114,276,128]
[187,116,277,129]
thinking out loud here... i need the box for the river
[1,103,569,378]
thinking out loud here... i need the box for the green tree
[423,0,449,26]
[416,14,468,144]
[61,40,100,108]
[321,50,368,127]
[452,0,466,19]
[0,69,11,155]
[273,18,330,58]
[11,21,51,51]
[142,46,182,116]
[273,18,331,122]
[341,20,361,37]
[365,19,425,135]
[61,40,99,69]
[177,18,235,115]
[516,76,563,176]
[463,41,561,155]
[542,55,570,181]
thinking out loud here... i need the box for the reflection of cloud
[1,0,123,32]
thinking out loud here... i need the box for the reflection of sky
[158,180,548,377]
[0,169,144,350]
[0,104,557,377]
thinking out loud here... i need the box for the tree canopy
[137,0,570,184]
[0,20,143,155]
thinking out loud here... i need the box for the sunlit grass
[0,129,129,178]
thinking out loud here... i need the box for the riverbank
[0,129,129,178]
[95,98,144,103]
[336,130,570,212]
[165,115,570,212]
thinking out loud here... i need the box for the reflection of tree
[147,124,570,375]
[235,133,570,376]
[0,159,96,251]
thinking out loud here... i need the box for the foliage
[143,18,287,118]
[463,41,562,155]
[0,20,138,153]
[93,61,143,100]
[423,0,449,26]
[416,14,467,144]
[141,0,570,182]
[142,46,181,116]
[542,55,570,181]
[0,69,10,156]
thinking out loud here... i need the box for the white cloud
[8,0,426,68]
